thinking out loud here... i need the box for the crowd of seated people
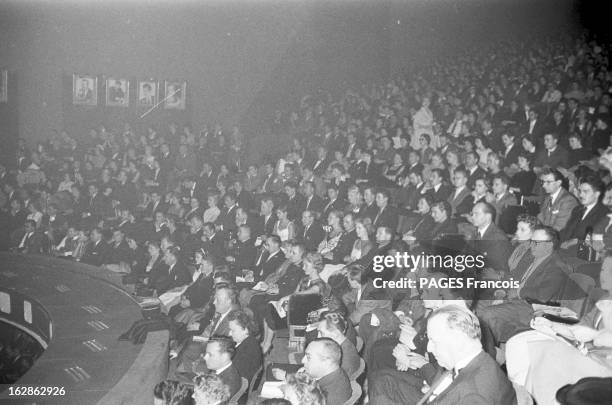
[1,32,612,404]
[0,327,44,385]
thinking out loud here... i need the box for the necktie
[209,312,222,335]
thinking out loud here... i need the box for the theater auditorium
[0,0,611,404]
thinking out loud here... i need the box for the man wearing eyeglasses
[537,168,578,231]
[478,226,573,345]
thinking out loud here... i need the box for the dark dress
[264,277,329,330]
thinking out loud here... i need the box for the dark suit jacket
[184,272,215,309]
[317,367,352,405]
[466,167,487,188]
[232,335,263,382]
[430,351,515,405]
[330,230,358,264]
[256,214,278,236]
[217,205,239,235]
[104,240,133,265]
[560,202,609,241]
[300,223,326,252]
[514,252,572,304]
[304,195,325,215]
[471,223,512,273]
[254,250,286,281]
[431,219,458,238]
[231,239,257,274]
[448,187,474,217]
[372,205,400,230]
[204,232,226,261]
[286,195,306,222]
[502,143,521,166]
[219,363,242,398]
[81,240,109,266]
[426,184,453,203]
[276,263,304,297]
[154,261,191,295]
[322,198,346,220]
[534,146,569,169]
[12,229,46,254]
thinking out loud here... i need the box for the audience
[2,30,612,405]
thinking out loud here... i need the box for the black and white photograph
[137,80,158,106]
[0,69,6,103]
[1,1,612,404]
[105,78,129,107]
[164,80,186,110]
[72,74,97,106]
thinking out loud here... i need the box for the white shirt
[582,202,597,220]
[215,361,233,375]
[549,188,562,205]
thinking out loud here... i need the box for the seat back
[248,365,264,399]
[564,272,597,316]
[228,377,248,405]
[350,357,366,381]
[342,380,363,405]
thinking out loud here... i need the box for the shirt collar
[215,361,233,375]
[454,349,482,376]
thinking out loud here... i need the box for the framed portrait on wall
[164,80,186,110]
[105,78,129,107]
[137,80,158,107]
[73,74,97,106]
[0,70,8,103]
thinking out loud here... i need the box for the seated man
[448,168,474,218]
[12,219,46,255]
[175,285,240,376]
[200,336,242,398]
[537,168,578,232]
[81,227,109,266]
[478,226,573,345]
[301,337,351,405]
[192,372,231,405]
[469,202,512,276]
[505,250,612,400]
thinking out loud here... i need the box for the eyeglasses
[530,240,551,245]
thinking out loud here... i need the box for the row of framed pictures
[72,74,186,110]
[0,70,7,103]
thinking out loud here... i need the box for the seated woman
[261,253,330,353]
[380,152,407,188]
[226,310,263,382]
[273,205,297,242]
[202,193,221,223]
[152,379,193,405]
[509,153,537,198]
[507,214,537,275]
[345,218,374,263]
[342,264,388,325]
[401,195,436,248]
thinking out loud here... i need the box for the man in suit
[448,169,474,218]
[479,226,574,345]
[560,175,608,251]
[154,246,191,295]
[226,225,257,275]
[200,336,242,398]
[256,197,277,237]
[311,146,331,176]
[323,213,358,265]
[284,182,306,222]
[537,168,579,231]
[303,181,325,215]
[322,185,345,220]
[372,188,399,230]
[424,305,515,405]
[463,152,487,189]
[12,219,46,254]
[177,286,241,376]
[525,108,548,146]
[202,222,226,262]
[490,174,518,225]
[302,338,352,405]
[362,187,379,222]
[534,132,569,169]
[81,227,109,266]
[232,180,254,213]
[470,202,512,275]
[218,191,239,235]
[259,163,282,194]
[501,132,521,166]
[253,235,285,281]
[102,228,133,267]
[426,169,453,203]
[300,166,327,199]
[300,210,325,252]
